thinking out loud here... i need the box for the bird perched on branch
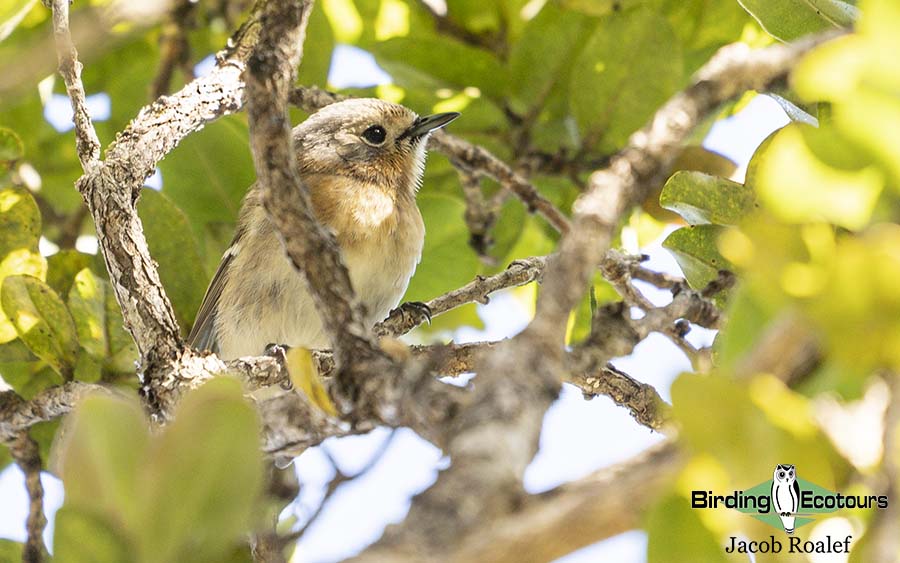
[188,99,459,359]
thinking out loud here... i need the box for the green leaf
[140,378,263,563]
[792,3,900,185]
[736,0,853,42]
[662,225,731,290]
[661,0,750,54]
[660,171,756,226]
[646,494,727,563]
[570,8,683,152]
[66,267,135,374]
[0,337,35,361]
[156,116,254,237]
[446,0,501,34]
[749,123,882,230]
[80,37,158,143]
[67,269,111,359]
[1,275,78,378]
[672,372,844,485]
[0,363,63,400]
[0,94,85,215]
[0,186,47,328]
[0,185,41,256]
[54,507,132,563]
[297,2,336,87]
[557,0,648,17]
[0,127,24,172]
[56,394,148,525]
[0,444,11,472]
[0,539,23,562]
[404,194,480,302]
[46,250,97,298]
[137,189,208,332]
[373,36,507,100]
[507,3,596,115]
[28,419,59,470]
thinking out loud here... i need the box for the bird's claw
[265,343,293,390]
[265,343,291,361]
[389,301,432,325]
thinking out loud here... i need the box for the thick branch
[0,383,109,444]
[58,2,263,370]
[352,32,839,563]
[449,441,683,563]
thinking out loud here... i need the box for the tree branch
[50,0,101,169]
[376,255,547,337]
[245,0,375,370]
[350,31,840,563]
[8,432,47,563]
[448,441,683,563]
[527,32,839,345]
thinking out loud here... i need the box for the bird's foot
[388,301,432,326]
[265,343,293,390]
[265,343,291,358]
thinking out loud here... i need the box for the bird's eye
[361,125,387,145]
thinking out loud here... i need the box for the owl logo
[771,464,801,534]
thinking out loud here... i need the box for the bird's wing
[792,479,801,508]
[187,249,235,354]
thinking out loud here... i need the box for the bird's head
[292,98,459,194]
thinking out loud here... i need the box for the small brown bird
[188,99,459,359]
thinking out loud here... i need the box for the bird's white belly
[216,234,419,359]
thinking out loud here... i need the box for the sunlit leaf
[660,171,756,226]
[1,275,78,378]
[737,0,853,42]
[46,250,97,298]
[672,372,844,484]
[750,123,882,230]
[570,8,683,152]
[646,494,727,563]
[662,225,732,290]
[373,36,507,100]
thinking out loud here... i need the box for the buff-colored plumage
[188,99,457,359]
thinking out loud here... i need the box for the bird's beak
[400,112,460,140]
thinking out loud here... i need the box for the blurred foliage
[53,378,263,563]
[0,0,896,560]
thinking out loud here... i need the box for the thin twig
[151,0,197,99]
[50,0,101,169]
[376,256,547,337]
[9,432,47,563]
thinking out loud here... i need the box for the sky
[0,41,792,562]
